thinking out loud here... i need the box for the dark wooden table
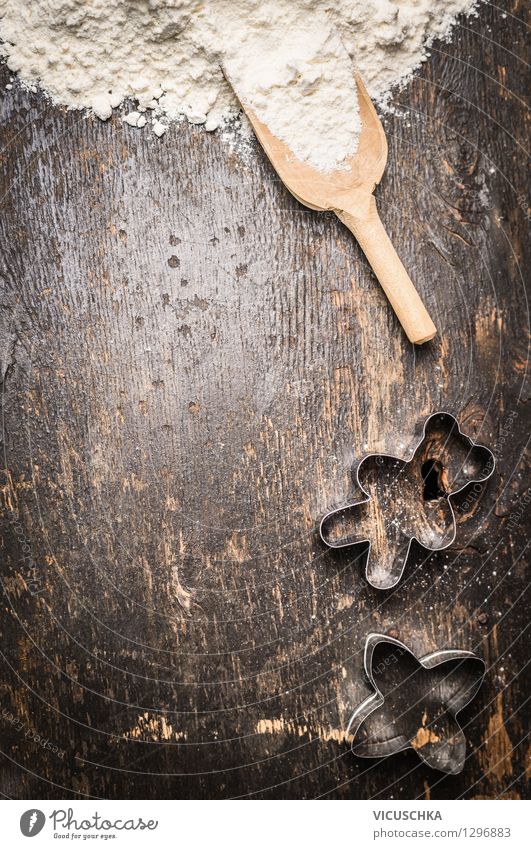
[0,0,529,800]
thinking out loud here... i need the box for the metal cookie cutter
[348,633,486,774]
[320,412,495,589]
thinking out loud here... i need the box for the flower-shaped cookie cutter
[320,412,495,589]
[348,633,485,774]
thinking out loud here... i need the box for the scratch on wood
[255,717,348,744]
[120,712,187,742]
[480,692,513,784]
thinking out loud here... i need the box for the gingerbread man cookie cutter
[320,412,495,589]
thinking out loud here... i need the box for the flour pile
[0,1,478,171]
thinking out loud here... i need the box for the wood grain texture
[0,0,529,799]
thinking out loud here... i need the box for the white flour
[215,5,361,171]
[0,1,478,172]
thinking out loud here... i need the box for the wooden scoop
[227,72,436,345]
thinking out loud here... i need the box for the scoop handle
[337,197,436,345]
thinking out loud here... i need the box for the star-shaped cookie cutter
[320,412,495,589]
[348,633,486,774]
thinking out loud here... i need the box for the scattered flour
[0,1,479,171]
[123,110,146,128]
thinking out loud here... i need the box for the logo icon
[20,810,46,837]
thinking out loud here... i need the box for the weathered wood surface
[0,0,529,799]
